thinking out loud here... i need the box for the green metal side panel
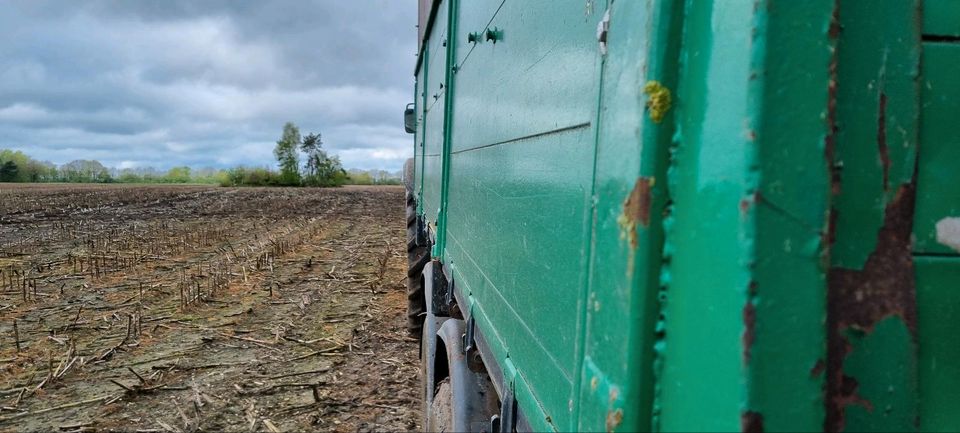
[657,1,835,431]
[748,1,836,431]
[422,0,449,229]
[914,42,960,255]
[830,0,921,270]
[916,258,960,431]
[442,0,603,430]
[448,3,597,153]
[924,0,960,37]
[578,1,682,432]
[415,67,427,203]
[657,1,759,430]
[826,1,922,431]
[413,1,958,431]
[915,20,960,432]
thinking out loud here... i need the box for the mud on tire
[406,189,428,338]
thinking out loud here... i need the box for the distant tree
[30,160,58,182]
[344,168,401,185]
[300,132,322,184]
[315,154,347,187]
[60,160,111,183]
[117,169,145,183]
[274,122,302,186]
[298,131,346,187]
[347,170,373,185]
[166,166,192,183]
[0,161,19,182]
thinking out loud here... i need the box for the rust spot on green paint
[740,193,757,217]
[605,408,623,432]
[643,81,672,123]
[742,281,758,366]
[828,184,918,332]
[742,299,756,366]
[618,177,654,249]
[826,183,918,431]
[741,411,764,433]
[810,359,826,378]
[829,6,842,39]
[825,1,841,197]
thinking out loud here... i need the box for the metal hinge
[596,8,611,55]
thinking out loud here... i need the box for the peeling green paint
[841,317,918,432]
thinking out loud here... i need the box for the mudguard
[435,318,499,432]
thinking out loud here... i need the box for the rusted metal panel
[826,0,922,431]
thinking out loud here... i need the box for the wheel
[420,319,500,432]
[420,317,440,431]
[406,190,428,338]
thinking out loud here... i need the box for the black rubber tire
[406,190,428,338]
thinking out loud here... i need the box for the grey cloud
[0,1,417,171]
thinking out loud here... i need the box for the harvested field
[0,184,419,432]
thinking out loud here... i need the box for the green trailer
[402,0,960,431]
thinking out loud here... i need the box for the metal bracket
[415,214,428,247]
[463,314,476,354]
[596,8,610,55]
[485,27,503,43]
[445,278,455,310]
[426,261,451,316]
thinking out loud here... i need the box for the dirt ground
[0,184,420,432]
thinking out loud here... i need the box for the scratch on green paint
[643,81,672,123]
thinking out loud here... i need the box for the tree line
[0,122,402,186]
[0,150,240,184]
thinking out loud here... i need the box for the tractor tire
[406,190,428,338]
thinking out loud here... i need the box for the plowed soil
[0,184,419,432]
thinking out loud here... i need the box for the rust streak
[877,93,890,191]
[627,177,653,228]
[825,1,842,197]
[810,359,826,378]
[742,282,758,366]
[619,177,654,249]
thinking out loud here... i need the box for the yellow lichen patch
[643,81,672,123]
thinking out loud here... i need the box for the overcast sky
[0,1,417,172]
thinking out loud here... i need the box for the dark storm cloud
[0,1,417,171]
